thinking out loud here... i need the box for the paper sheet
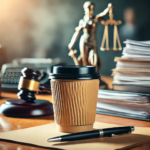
[0,122,150,150]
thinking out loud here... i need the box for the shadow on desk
[53,134,150,146]
[34,115,54,119]
[0,96,11,100]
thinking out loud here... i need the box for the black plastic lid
[49,65,101,80]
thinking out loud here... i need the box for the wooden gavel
[17,68,51,102]
[0,68,53,117]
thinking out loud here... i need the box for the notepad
[0,122,150,150]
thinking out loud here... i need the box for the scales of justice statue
[68,1,122,71]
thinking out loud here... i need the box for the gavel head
[17,68,41,102]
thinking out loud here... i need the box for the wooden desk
[0,77,150,150]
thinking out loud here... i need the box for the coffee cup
[49,65,100,133]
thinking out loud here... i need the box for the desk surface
[0,76,150,150]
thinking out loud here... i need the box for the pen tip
[47,137,61,142]
[131,126,135,132]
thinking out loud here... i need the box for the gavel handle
[39,84,51,94]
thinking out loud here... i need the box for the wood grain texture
[51,79,99,126]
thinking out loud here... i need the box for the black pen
[47,126,134,142]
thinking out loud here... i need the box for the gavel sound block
[0,68,53,117]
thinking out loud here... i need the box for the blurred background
[0,0,150,76]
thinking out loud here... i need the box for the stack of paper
[112,39,150,93]
[97,89,150,121]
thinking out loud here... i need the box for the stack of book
[97,89,150,121]
[112,39,150,93]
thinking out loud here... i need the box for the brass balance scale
[68,3,122,68]
[100,5,122,51]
